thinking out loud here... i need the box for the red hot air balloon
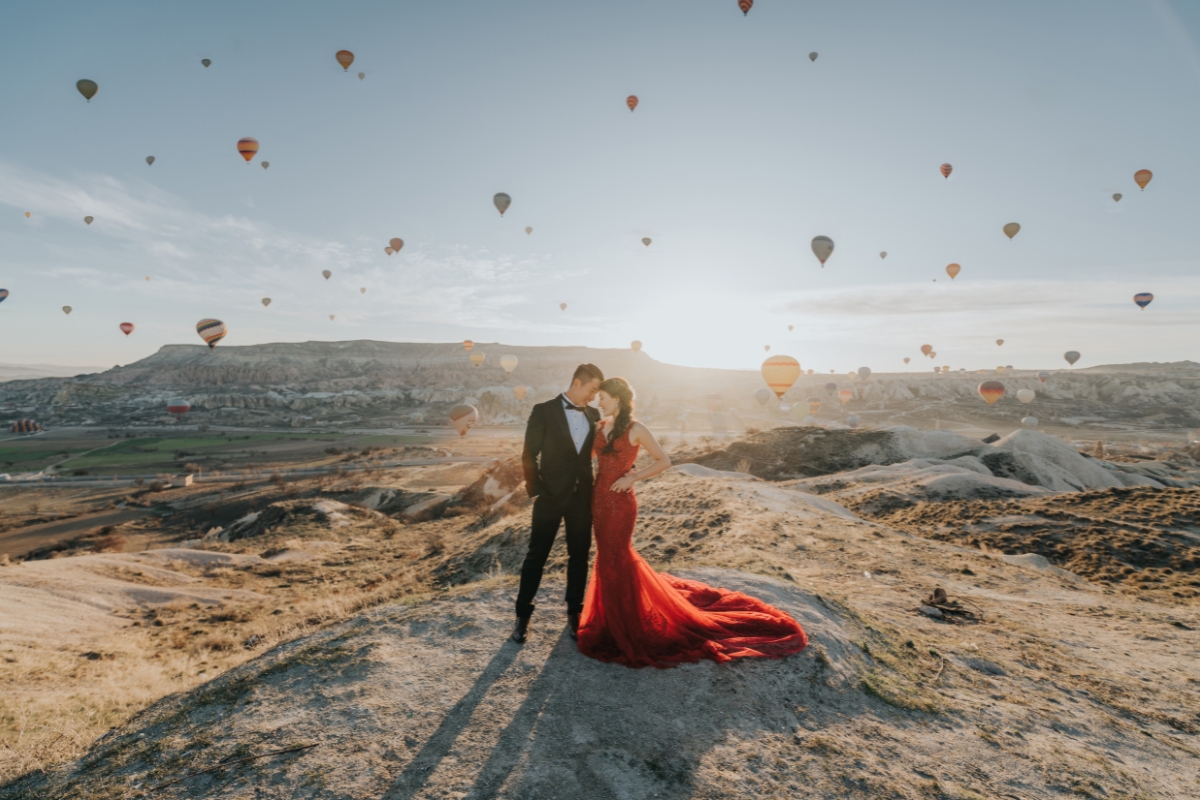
[119,322,134,336]
[335,50,355,71]
[940,163,953,179]
[738,0,753,14]
[626,95,638,112]
[237,137,259,163]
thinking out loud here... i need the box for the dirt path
[0,507,150,558]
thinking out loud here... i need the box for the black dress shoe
[568,612,580,640]
[511,616,530,644]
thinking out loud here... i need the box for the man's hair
[571,363,604,386]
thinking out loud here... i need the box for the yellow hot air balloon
[513,386,527,400]
[390,238,403,252]
[76,79,98,102]
[1134,169,1152,190]
[335,50,355,70]
[237,137,259,163]
[631,340,642,352]
[761,355,801,399]
[500,354,518,374]
[470,352,485,367]
[1003,222,1020,240]
[945,263,961,280]
[24,212,30,218]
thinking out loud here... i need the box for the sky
[2,0,1200,373]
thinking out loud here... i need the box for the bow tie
[563,401,585,412]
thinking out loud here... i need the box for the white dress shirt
[561,394,589,453]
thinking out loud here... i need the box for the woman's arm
[610,422,672,492]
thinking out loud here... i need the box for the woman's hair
[598,377,635,453]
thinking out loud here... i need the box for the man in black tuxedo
[512,363,604,643]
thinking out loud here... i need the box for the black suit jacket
[521,396,599,514]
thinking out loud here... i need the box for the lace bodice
[594,422,640,488]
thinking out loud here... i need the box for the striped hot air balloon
[513,386,527,400]
[470,352,485,367]
[237,137,259,163]
[1037,371,1050,383]
[196,318,227,349]
[761,355,801,399]
[9,419,43,433]
[449,404,479,437]
[837,389,853,404]
[1134,169,1152,190]
[738,0,753,14]
[500,355,518,374]
[462,340,474,352]
[1133,292,1154,309]
[977,381,1005,405]
[940,163,953,179]
[626,95,638,112]
[119,322,134,336]
[167,399,191,417]
[335,50,355,70]
[808,399,821,414]
[0,289,8,304]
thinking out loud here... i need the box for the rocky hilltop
[0,343,1197,433]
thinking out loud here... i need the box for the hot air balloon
[779,403,791,413]
[754,387,772,405]
[811,236,834,266]
[763,345,770,352]
[84,216,94,225]
[196,318,227,349]
[76,79,98,102]
[62,306,71,315]
[934,366,941,373]
[857,366,871,381]
[946,263,961,280]
[262,298,271,307]
[1112,193,1122,203]
[1017,389,1035,403]
[449,404,479,437]
[201,59,211,68]
[977,381,1005,405]
[335,50,355,70]
[1022,416,1038,429]
[559,303,567,311]
[1003,222,1021,240]
[1064,351,1081,366]
[824,382,837,396]
[470,352,485,367]
[791,403,808,422]
[761,355,801,398]
[463,340,474,352]
[920,344,933,357]
[500,354,518,374]
[837,389,853,404]
[385,247,393,255]
[809,52,818,61]
[322,270,331,280]
[1006,365,1013,370]
[903,357,910,364]
[939,163,952,179]
[115,322,134,337]
[880,251,887,259]
[357,72,365,80]
[626,95,638,112]
[807,369,814,375]
[738,0,752,15]
[167,399,190,417]
[1133,292,1153,309]
[996,366,1006,374]
[261,161,269,170]
[237,137,258,163]
[525,226,533,235]
[494,193,511,216]
[1134,169,1152,190]
[390,238,403,252]
[929,352,937,360]
[1037,371,1049,383]
[146,156,155,166]
[847,415,861,429]
[996,339,1004,346]
[631,340,642,352]
[8,420,43,433]
[808,398,821,415]
[329,314,335,321]
[24,212,30,218]
[642,237,651,246]
[360,287,366,294]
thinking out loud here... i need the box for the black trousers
[515,485,592,618]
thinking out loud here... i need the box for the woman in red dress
[577,377,808,668]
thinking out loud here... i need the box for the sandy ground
[3,462,1198,799]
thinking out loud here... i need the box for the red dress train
[577,424,808,668]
